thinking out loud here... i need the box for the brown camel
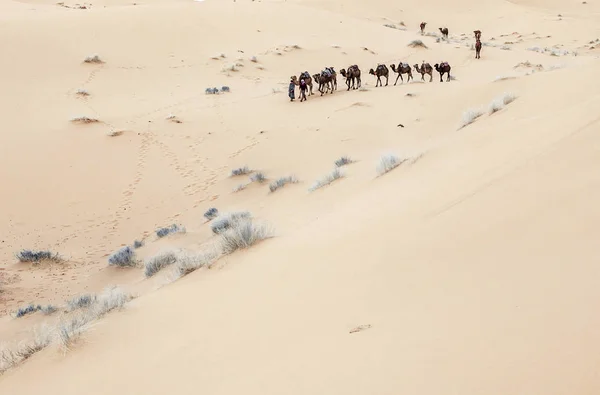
[475,39,482,59]
[313,71,335,95]
[340,65,361,90]
[369,64,389,87]
[474,30,482,40]
[325,67,338,91]
[413,61,433,82]
[420,22,427,34]
[434,62,452,82]
[390,62,413,85]
[439,27,449,40]
[292,72,314,96]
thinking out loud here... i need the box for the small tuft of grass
[144,250,179,278]
[76,89,90,96]
[133,240,144,249]
[211,53,226,60]
[250,172,266,183]
[67,294,97,311]
[269,175,298,193]
[250,55,258,62]
[41,305,57,315]
[231,166,251,176]
[376,154,405,176]
[204,207,219,221]
[205,87,219,95]
[334,156,354,167]
[108,245,137,267]
[14,304,42,318]
[70,116,99,124]
[458,108,485,129]
[175,249,220,277]
[156,224,185,238]
[16,250,62,264]
[408,39,428,48]
[221,86,230,92]
[83,54,103,64]
[211,211,252,234]
[488,92,517,114]
[233,183,248,193]
[309,168,345,192]
[218,218,273,255]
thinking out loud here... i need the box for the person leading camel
[288,77,296,101]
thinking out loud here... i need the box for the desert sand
[1,0,600,392]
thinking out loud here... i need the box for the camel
[420,22,427,34]
[390,62,413,85]
[340,65,361,90]
[413,61,433,82]
[434,62,452,82]
[474,30,481,40]
[292,72,314,96]
[325,67,338,91]
[369,64,389,87]
[313,70,335,95]
[475,39,482,59]
[439,27,449,40]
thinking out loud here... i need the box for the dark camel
[439,27,449,40]
[324,67,337,91]
[434,62,452,82]
[292,72,314,96]
[420,22,427,34]
[390,62,413,85]
[474,30,482,40]
[369,64,389,87]
[340,65,362,90]
[475,39,482,59]
[313,71,335,95]
[413,62,433,82]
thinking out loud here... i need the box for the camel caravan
[287,24,482,102]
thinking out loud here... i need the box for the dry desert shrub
[488,92,517,114]
[144,250,179,278]
[250,172,266,183]
[458,107,485,129]
[231,166,251,176]
[70,116,99,124]
[76,89,90,96]
[83,54,103,64]
[334,156,354,167]
[156,224,186,238]
[233,183,248,193]
[16,250,63,264]
[218,218,273,255]
[204,207,219,221]
[376,154,405,176]
[211,211,252,234]
[408,39,428,48]
[108,245,137,267]
[309,168,345,192]
[174,248,220,277]
[269,175,298,193]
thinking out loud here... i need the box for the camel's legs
[429,73,433,82]
[394,73,401,85]
[447,72,451,82]
[385,75,389,86]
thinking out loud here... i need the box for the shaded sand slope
[1,56,599,394]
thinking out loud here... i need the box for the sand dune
[1,0,600,392]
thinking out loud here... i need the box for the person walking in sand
[288,77,296,101]
[299,78,308,102]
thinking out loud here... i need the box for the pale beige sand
[1,0,600,392]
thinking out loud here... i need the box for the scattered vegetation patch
[156,224,185,238]
[144,250,179,278]
[133,239,144,249]
[269,175,298,193]
[231,166,251,176]
[13,304,58,318]
[204,207,219,221]
[175,249,220,277]
[108,245,137,267]
[83,54,103,64]
[376,154,404,176]
[233,183,248,193]
[408,40,428,48]
[334,156,354,167]
[70,116,99,124]
[166,114,182,123]
[16,250,62,264]
[221,86,230,93]
[211,53,226,60]
[0,325,53,375]
[458,108,485,129]
[211,211,252,234]
[309,168,345,192]
[76,89,90,96]
[250,55,258,63]
[205,87,219,95]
